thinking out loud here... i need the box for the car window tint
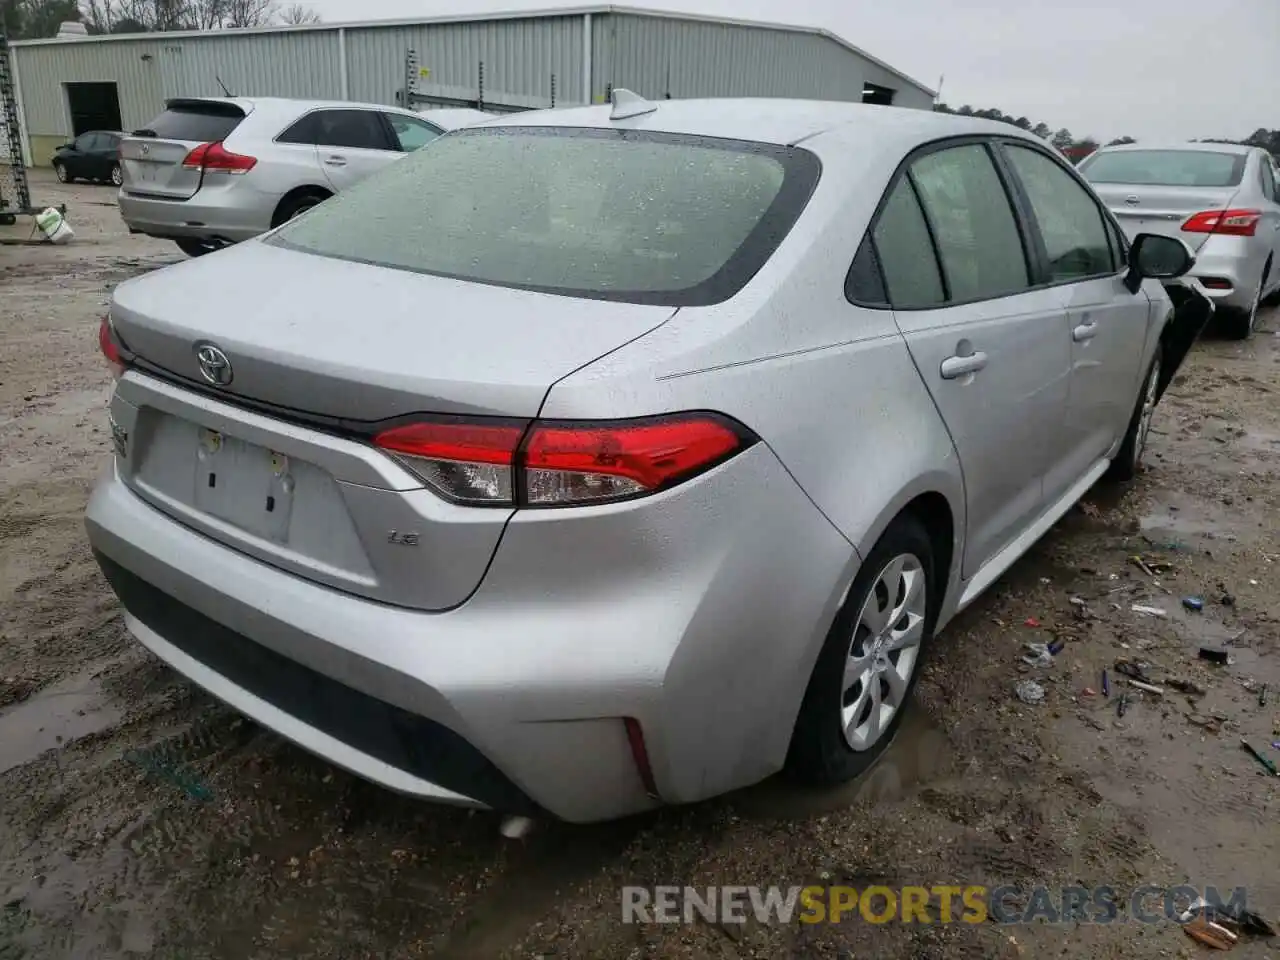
[75,133,99,150]
[312,110,391,150]
[140,103,245,142]
[870,177,945,307]
[1079,149,1245,188]
[277,112,321,145]
[386,114,441,152]
[268,127,818,306]
[910,144,1029,301]
[846,234,888,305]
[1004,144,1114,281]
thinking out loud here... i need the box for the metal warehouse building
[8,5,935,166]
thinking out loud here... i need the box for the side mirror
[1124,233,1195,293]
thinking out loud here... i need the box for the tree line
[2,0,319,37]
[934,101,1279,160]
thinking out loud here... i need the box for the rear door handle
[940,351,988,379]
[1073,320,1098,342]
[323,155,347,167]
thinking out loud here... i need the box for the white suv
[117,97,484,257]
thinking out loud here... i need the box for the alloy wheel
[110,164,122,186]
[54,162,67,183]
[841,553,927,751]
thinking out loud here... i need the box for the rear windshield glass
[1079,150,1245,187]
[135,102,245,142]
[267,127,821,306]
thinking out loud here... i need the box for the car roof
[164,96,418,120]
[416,108,495,130]
[481,98,1045,149]
[1091,141,1254,156]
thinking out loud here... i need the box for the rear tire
[1220,272,1263,340]
[110,163,122,187]
[53,161,71,184]
[174,238,220,258]
[786,514,937,785]
[272,190,330,227]
[1106,349,1162,482]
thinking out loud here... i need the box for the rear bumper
[86,443,855,822]
[1188,235,1271,312]
[118,181,275,244]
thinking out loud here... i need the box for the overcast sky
[303,0,1276,142]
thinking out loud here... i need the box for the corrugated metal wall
[591,13,858,103]
[12,38,166,137]
[156,30,341,102]
[346,16,585,110]
[12,12,932,155]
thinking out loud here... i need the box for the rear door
[309,109,402,191]
[66,132,98,178]
[872,140,1071,578]
[1000,141,1153,497]
[119,99,248,199]
[1078,148,1246,250]
[1258,154,1280,281]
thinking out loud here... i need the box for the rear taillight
[99,316,125,378]
[181,141,257,174]
[1181,208,1260,237]
[372,413,755,508]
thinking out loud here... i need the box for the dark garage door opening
[65,82,123,136]
[861,82,896,106]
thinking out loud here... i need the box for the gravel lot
[2,173,1278,959]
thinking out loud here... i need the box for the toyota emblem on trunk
[195,343,233,386]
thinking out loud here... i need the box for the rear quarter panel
[541,133,967,643]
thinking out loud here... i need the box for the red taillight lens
[1181,208,1260,237]
[624,717,661,800]
[372,413,754,507]
[373,420,523,505]
[181,141,257,174]
[99,316,125,377]
[523,414,746,505]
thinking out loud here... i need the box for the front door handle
[940,351,988,379]
[323,155,348,167]
[1073,320,1098,342]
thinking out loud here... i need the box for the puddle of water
[730,706,952,820]
[0,672,122,775]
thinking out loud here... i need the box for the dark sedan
[53,131,125,186]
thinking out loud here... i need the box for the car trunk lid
[1091,183,1241,251]
[120,99,249,200]
[106,242,677,610]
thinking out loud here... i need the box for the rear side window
[385,114,441,152]
[268,127,821,307]
[868,178,945,308]
[310,110,393,150]
[137,102,245,142]
[1003,144,1114,281]
[1079,150,1246,187]
[910,144,1030,302]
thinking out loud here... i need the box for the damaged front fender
[1155,278,1215,402]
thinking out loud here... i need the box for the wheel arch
[270,184,333,228]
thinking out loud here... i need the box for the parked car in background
[1079,142,1280,338]
[53,130,124,186]
[117,97,477,258]
[415,107,494,128]
[88,96,1212,823]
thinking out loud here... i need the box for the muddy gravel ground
[2,174,1278,959]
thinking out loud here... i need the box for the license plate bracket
[192,429,295,542]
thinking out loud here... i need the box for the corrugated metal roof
[10,4,934,96]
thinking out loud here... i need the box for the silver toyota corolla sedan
[86,96,1211,823]
[1079,142,1280,338]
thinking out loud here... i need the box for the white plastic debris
[1015,680,1045,704]
[1130,604,1168,618]
[35,207,74,244]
